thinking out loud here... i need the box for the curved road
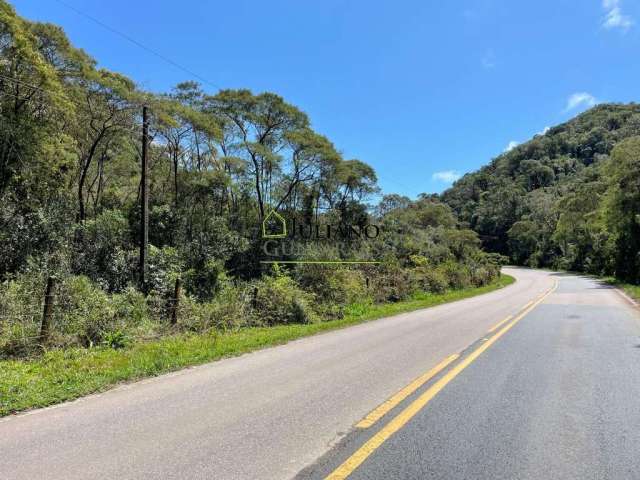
[1,268,639,479]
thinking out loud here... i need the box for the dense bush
[250,270,318,326]
[178,282,251,332]
[0,273,162,356]
[294,265,370,318]
[370,263,414,303]
[0,253,501,359]
[411,267,449,294]
[72,210,136,292]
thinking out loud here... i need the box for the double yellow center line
[355,354,459,429]
[326,281,558,480]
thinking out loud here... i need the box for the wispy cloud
[481,49,496,69]
[463,8,476,19]
[564,92,598,112]
[432,170,462,183]
[504,141,519,152]
[602,0,634,31]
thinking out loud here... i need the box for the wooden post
[139,105,149,291]
[252,286,258,309]
[170,278,182,326]
[40,277,55,344]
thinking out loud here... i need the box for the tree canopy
[443,103,640,282]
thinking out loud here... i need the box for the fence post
[252,286,258,309]
[170,278,182,326]
[40,277,55,344]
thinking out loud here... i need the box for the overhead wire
[52,0,224,91]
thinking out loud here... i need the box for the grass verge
[0,274,515,417]
[602,277,640,303]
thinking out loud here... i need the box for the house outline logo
[262,209,287,238]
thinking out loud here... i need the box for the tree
[442,103,640,276]
[508,221,539,265]
[603,136,640,282]
[71,71,138,221]
[206,90,311,219]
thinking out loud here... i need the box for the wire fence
[0,273,259,358]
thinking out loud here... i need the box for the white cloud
[537,126,550,136]
[602,0,634,31]
[504,140,519,152]
[564,92,598,112]
[481,49,496,69]
[432,170,462,183]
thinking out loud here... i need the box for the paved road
[1,268,636,479]
[301,272,640,480]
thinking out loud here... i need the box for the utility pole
[139,105,149,292]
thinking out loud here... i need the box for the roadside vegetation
[0,274,514,416]
[0,1,503,368]
[603,278,640,304]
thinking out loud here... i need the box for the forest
[0,1,500,358]
[443,103,640,284]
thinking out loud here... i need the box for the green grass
[602,277,640,303]
[0,274,514,417]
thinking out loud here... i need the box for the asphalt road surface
[2,268,639,480]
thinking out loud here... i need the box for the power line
[0,92,149,138]
[52,0,223,92]
[0,73,111,111]
[0,73,50,95]
[0,80,187,141]
[0,89,46,105]
[0,75,147,135]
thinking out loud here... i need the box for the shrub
[438,261,472,290]
[183,259,224,302]
[469,263,500,286]
[72,210,135,292]
[486,252,509,266]
[370,263,413,303]
[102,329,131,349]
[0,272,45,357]
[411,267,449,294]
[110,287,159,338]
[50,277,156,349]
[146,246,183,295]
[294,265,370,318]
[56,275,117,347]
[251,270,318,325]
[178,282,251,332]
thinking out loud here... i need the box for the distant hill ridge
[441,103,640,282]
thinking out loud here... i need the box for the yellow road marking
[325,280,558,480]
[521,300,534,310]
[487,314,513,333]
[356,354,459,429]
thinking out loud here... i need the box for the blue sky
[12,0,640,198]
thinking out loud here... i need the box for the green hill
[442,103,640,282]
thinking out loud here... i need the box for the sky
[11,0,640,198]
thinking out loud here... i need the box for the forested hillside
[443,103,640,283]
[0,1,500,357]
